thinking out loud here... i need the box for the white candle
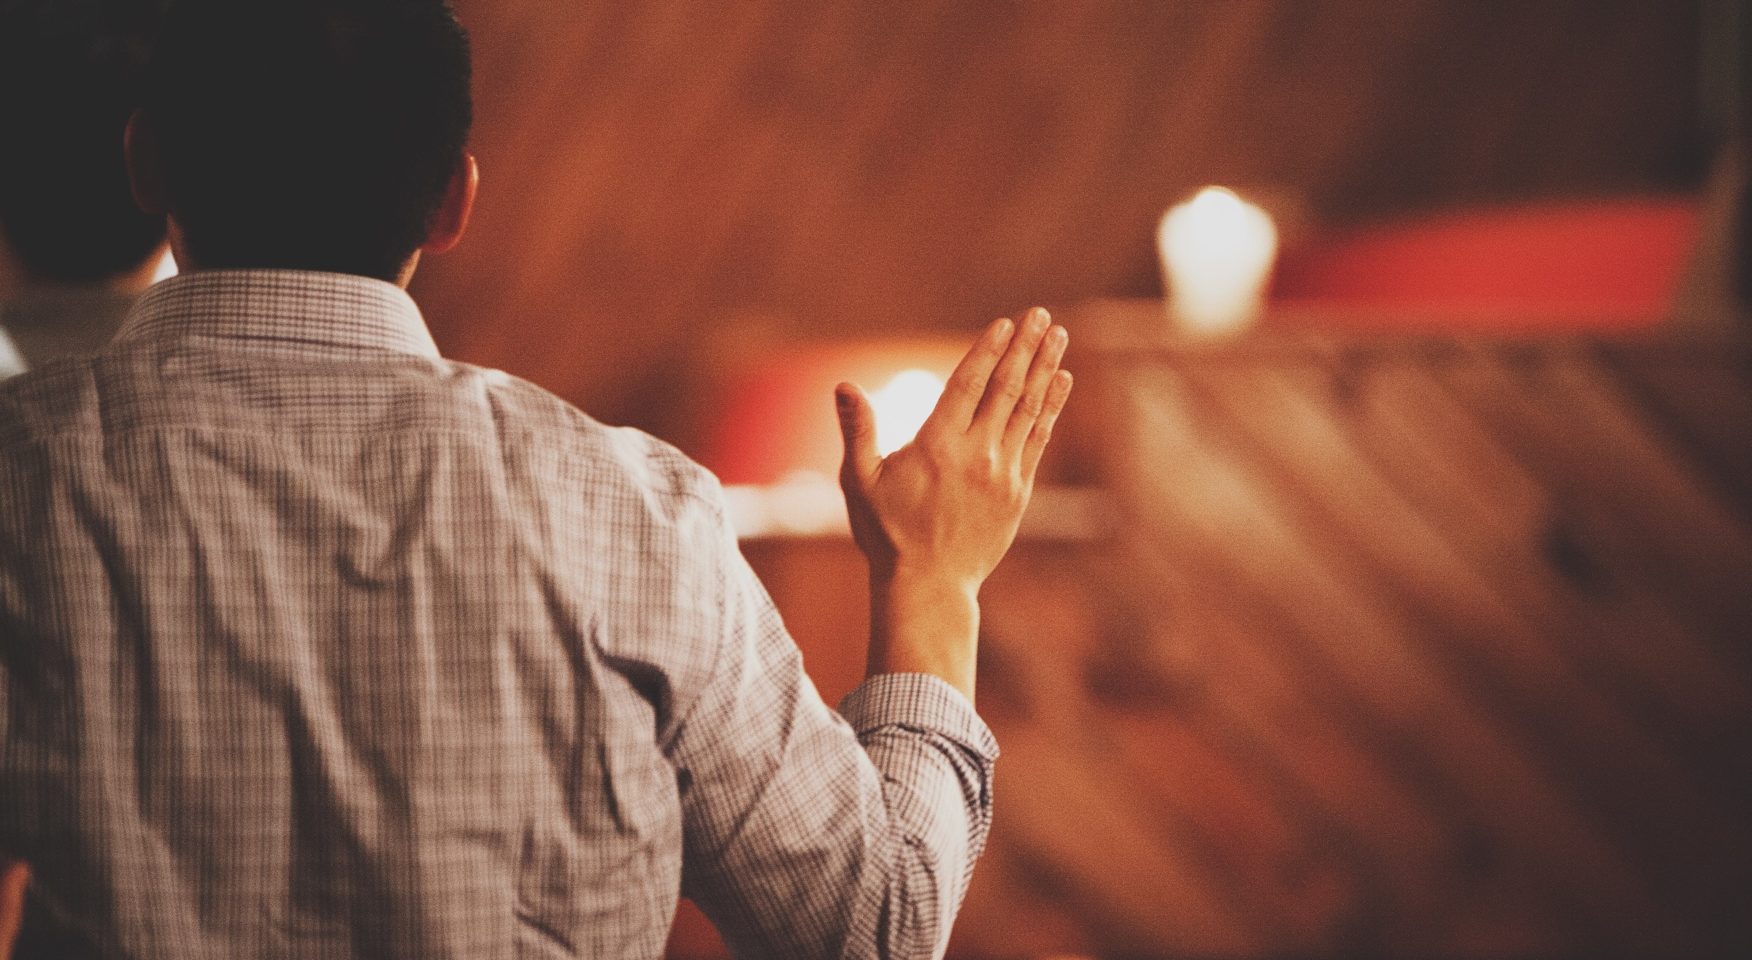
[1157,186,1278,336]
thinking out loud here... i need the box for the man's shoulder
[449,360,724,513]
[0,355,97,446]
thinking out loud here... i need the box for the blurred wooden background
[407,1,1752,957]
[733,310,1752,958]
[416,0,1708,433]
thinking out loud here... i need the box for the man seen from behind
[0,2,1072,958]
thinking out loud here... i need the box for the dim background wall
[415,0,1708,432]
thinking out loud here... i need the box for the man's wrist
[866,567,980,701]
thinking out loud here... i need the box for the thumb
[835,382,880,483]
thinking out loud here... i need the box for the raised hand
[835,307,1072,699]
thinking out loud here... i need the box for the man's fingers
[972,307,1051,436]
[926,316,1015,435]
[835,382,881,485]
[1021,370,1073,482]
[1002,323,1068,452]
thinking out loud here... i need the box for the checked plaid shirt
[0,270,998,960]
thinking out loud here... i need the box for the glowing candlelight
[871,368,944,455]
[1157,186,1279,335]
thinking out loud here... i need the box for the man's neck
[0,250,167,368]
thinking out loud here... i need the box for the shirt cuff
[837,673,1000,761]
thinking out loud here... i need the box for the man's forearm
[866,568,980,702]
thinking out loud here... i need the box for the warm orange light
[702,339,967,488]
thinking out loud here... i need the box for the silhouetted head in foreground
[0,1,166,288]
[133,0,477,284]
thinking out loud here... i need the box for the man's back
[1,270,695,956]
[0,271,1004,959]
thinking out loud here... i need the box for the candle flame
[872,368,944,455]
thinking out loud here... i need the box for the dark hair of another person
[143,0,473,282]
[0,2,167,284]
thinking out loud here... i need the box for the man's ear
[422,153,478,256]
[123,111,169,216]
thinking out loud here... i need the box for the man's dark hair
[143,0,473,282]
[0,1,168,284]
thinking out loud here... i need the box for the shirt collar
[115,269,441,360]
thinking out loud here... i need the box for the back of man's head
[143,0,473,283]
[0,1,167,286]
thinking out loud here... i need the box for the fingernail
[995,317,1015,339]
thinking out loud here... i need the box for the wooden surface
[415,0,1705,432]
[679,303,1752,959]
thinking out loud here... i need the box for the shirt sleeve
[668,491,999,960]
